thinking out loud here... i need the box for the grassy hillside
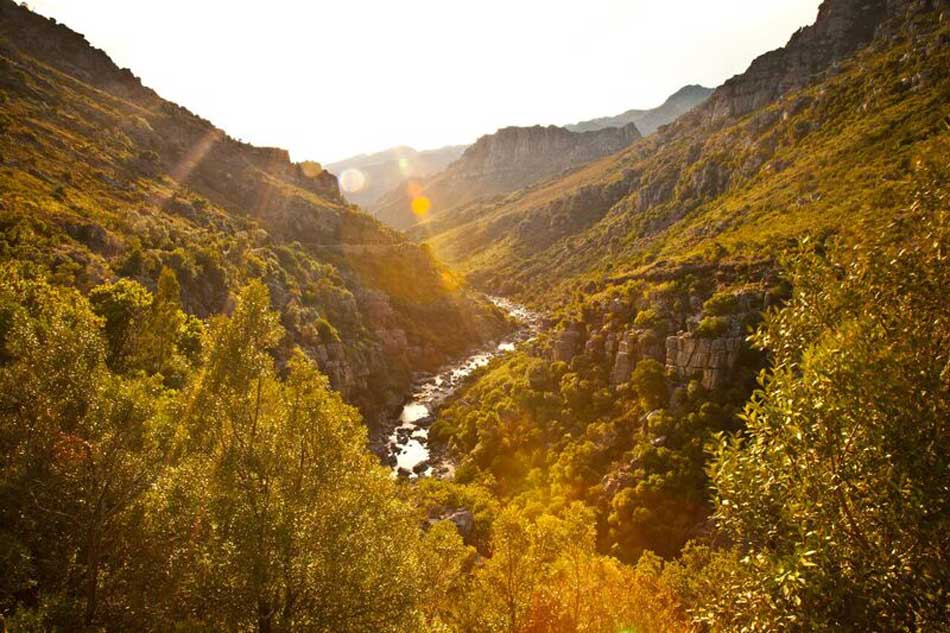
[0,0,506,419]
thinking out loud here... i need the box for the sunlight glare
[339,168,367,193]
[411,195,431,216]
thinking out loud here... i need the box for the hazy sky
[29,0,822,164]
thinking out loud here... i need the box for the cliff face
[373,123,641,230]
[704,0,898,122]
[566,84,714,136]
[0,0,508,423]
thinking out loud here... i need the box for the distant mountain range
[565,84,713,135]
[327,144,466,209]
[373,122,642,230]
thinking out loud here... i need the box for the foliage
[0,273,438,632]
[699,181,949,631]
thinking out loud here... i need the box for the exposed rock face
[704,0,892,123]
[374,123,641,230]
[428,508,475,542]
[665,334,745,389]
[566,84,714,136]
[552,323,585,362]
[609,329,666,385]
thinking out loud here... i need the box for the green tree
[0,265,162,628]
[630,358,668,411]
[148,281,428,632]
[137,266,185,375]
[89,277,152,371]
[701,184,949,631]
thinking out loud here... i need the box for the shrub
[695,315,730,337]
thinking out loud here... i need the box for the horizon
[28,0,821,164]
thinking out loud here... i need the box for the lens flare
[406,180,424,198]
[339,168,367,193]
[398,157,410,174]
[411,195,431,216]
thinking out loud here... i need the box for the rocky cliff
[566,84,714,136]
[373,123,642,230]
[703,0,905,123]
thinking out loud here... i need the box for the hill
[565,84,714,136]
[0,0,507,422]
[327,144,467,210]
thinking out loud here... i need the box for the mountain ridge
[373,121,642,230]
[566,84,714,135]
[327,143,467,210]
[420,0,945,302]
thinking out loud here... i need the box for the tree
[89,278,152,371]
[700,181,949,631]
[630,358,668,411]
[136,266,185,376]
[0,265,162,628]
[147,281,429,632]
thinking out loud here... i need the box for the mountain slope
[422,0,949,574]
[422,0,948,303]
[327,144,467,210]
[373,122,642,230]
[566,84,714,136]
[0,0,506,421]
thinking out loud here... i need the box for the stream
[386,297,541,478]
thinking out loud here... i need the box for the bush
[702,290,738,316]
[695,315,730,337]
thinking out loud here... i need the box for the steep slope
[423,0,947,302]
[0,0,507,423]
[423,0,948,568]
[373,122,642,230]
[327,143,467,210]
[566,84,714,136]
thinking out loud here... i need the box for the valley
[382,296,542,478]
[0,0,947,631]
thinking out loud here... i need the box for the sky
[29,0,822,164]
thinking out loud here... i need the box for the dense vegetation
[0,0,947,631]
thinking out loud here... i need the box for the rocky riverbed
[381,296,541,479]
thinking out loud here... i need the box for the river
[386,297,541,478]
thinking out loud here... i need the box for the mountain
[421,0,946,301]
[0,0,507,422]
[566,84,714,136]
[373,122,642,230]
[327,144,467,210]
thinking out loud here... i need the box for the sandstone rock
[666,333,745,389]
[551,323,584,362]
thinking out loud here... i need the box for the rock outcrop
[374,123,641,230]
[703,0,900,123]
[665,334,745,389]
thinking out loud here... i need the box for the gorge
[0,0,947,631]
